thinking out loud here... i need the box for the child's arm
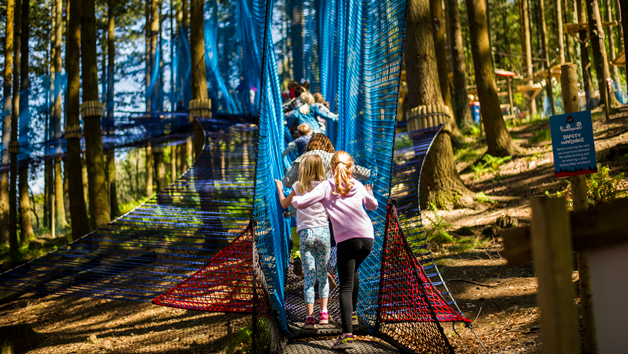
[282,141,297,157]
[362,183,378,211]
[282,162,300,186]
[275,179,296,209]
[292,182,328,209]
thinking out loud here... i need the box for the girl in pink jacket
[291,151,378,350]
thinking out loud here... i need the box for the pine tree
[190,0,207,100]
[430,0,452,113]
[586,0,618,107]
[1,0,15,246]
[447,0,472,129]
[540,0,555,116]
[577,0,596,108]
[520,0,536,117]
[406,0,474,209]
[53,0,67,230]
[19,0,34,245]
[107,0,119,217]
[66,0,91,240]
[466,0,516,156]
[82,0,111,229]
[9,0,23,253]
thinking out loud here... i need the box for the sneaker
[319,311,329,325]
[332,334,354,349]
[303,316,316,329]
[352,311,358,326]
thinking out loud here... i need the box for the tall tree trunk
[65,0,90,240]
[577,0,596,108]
[406,0,473,210]
[146,143,153,196]
[466,0,516,156]
[151,0,160,111]
[616,0,624,54]
[520,0,536,116]
[170,0,175,111]
[564,0,573,63]
[447,0,472,129]
[557,0,566,64]
[19,0,34,245]
[107,0,118,217]
[54,0,66,230]
[586,0,618,107]
[1,0,15,245]
[154,146,166,192]
[47,2,56,231]
[540,0,556,116]
[289,0,305,82]
[145,0,152,113]
[170,145,176,183]
[430,0,452,113]
[190,0,207,100]
[605,0,621,88]
[621,0,628,73]
[81,0,111,229]
[9,0,22,252]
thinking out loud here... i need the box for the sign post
[556,63,597,353]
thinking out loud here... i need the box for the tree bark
[145,0,151,113]
[586,0,617,107]
[190,0,207,100]
[107,0,119,217]
[466,0,516,156]
[621,0,628,74]
[577,0,596,108]
[170,145,176,183]
[564,0,573,63]
[19,0,33,245]
[65,0,90,240]
[289,0,305,82]
[53,0,66,229]
[1,0,15,245]
[9,0,22,252]
[146,143,153,196]
[430,0,452,112]
[150,0,161,111]
[605,0,621,88]
[557,0,566,64]
[540,0,556,116]
[520,0,536,116]
[617,0,624,54]
[81,0,111,229]
[154,146,166,192]
[406,0,473,210]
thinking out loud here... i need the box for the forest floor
[1,108,628,354]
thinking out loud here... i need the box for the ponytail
[331,151,354,197]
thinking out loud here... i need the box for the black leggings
[336,237,373,333]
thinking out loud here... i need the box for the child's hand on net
[274,179,284,192]
[365,184,374,193]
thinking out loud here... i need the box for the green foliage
[471,154,511,179]
[475,192,497,204]
[530,128,551,144]
[587,165,625,206]
[454,147,482,164]
[468,125,481,137]
[395,134,413,150]
[225,326,252,354]
[424,203,455,250]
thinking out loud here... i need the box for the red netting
[153,226,254,312]
[374,204,469,353]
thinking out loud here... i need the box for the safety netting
[0,119,257,301]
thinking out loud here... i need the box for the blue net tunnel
[0,0,473,352]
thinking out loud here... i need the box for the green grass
[529,128,552,144]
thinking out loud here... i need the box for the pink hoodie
[291,178,378,244]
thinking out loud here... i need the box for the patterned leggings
[299,226,331,304]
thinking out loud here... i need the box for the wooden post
[561,62,598,353]
[507,76,515,118]
[530,197,580,354]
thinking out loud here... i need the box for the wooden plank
[502,198,628,266]
[530,197,580,354]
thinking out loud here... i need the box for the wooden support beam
[529,197,580,354]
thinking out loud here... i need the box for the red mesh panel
[378,204,470,324]
[153,226,254,312]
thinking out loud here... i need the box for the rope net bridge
[0,0,476,352]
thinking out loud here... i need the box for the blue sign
[549,110,597,178]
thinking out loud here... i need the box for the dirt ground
[1,109,627,354]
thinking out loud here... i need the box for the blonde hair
[314,93,325,103]
[297,123,311,136]
[331,151,354,197]
[299,92,315,105]
[297,155,326,193]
